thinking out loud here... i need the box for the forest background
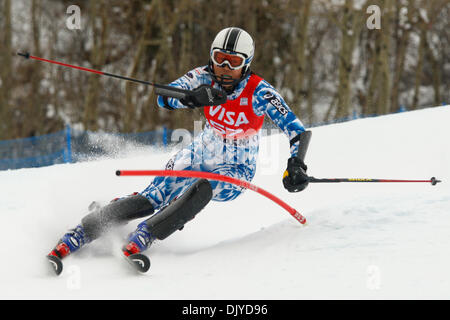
[0,0,448,140]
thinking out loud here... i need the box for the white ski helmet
[208,27,255,88]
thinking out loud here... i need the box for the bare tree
[83,0,109,131]
[292,0,312,113]
[335,0,365,119]
[390,0,416,113]
[123,0,157,133]
[365,0,393,115]
[0,0,13,139]
[1,0,448,141]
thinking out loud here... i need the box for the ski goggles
[211,49,247,70]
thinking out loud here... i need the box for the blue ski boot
[122,221,153,273]
[122,220,154,257]
[47,224,90,275]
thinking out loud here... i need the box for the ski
[125,253,151,273]
[45,253,150,276]
[46,253,150,276]
[47,254,63,276]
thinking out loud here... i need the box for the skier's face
[213,63,242,89]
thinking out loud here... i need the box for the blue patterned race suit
[140,66,306,211]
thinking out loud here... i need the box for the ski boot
[122,179,213,273]
[47,224,90,276]
[122,221,153,273]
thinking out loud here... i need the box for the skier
[47,27,311,274]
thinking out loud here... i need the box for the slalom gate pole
[116,170,307,225]
[16,52,192,100]
[308,176,441,185]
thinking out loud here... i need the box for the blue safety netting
[0,130,69,170]
[0,126,171,171]
[0,103,446,171]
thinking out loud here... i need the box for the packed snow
[0,106,449,299]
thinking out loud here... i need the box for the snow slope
[0,106,449,299]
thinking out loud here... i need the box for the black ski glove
[179,85,227,108]
[283,157,309,192]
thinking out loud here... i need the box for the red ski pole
[116,170,307,225]
[16,52,226,102]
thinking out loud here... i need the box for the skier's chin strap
[207,61,251,94]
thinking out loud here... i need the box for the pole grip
[154,86,187,99]
[296,130,312,162]
[16,52,193,100]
